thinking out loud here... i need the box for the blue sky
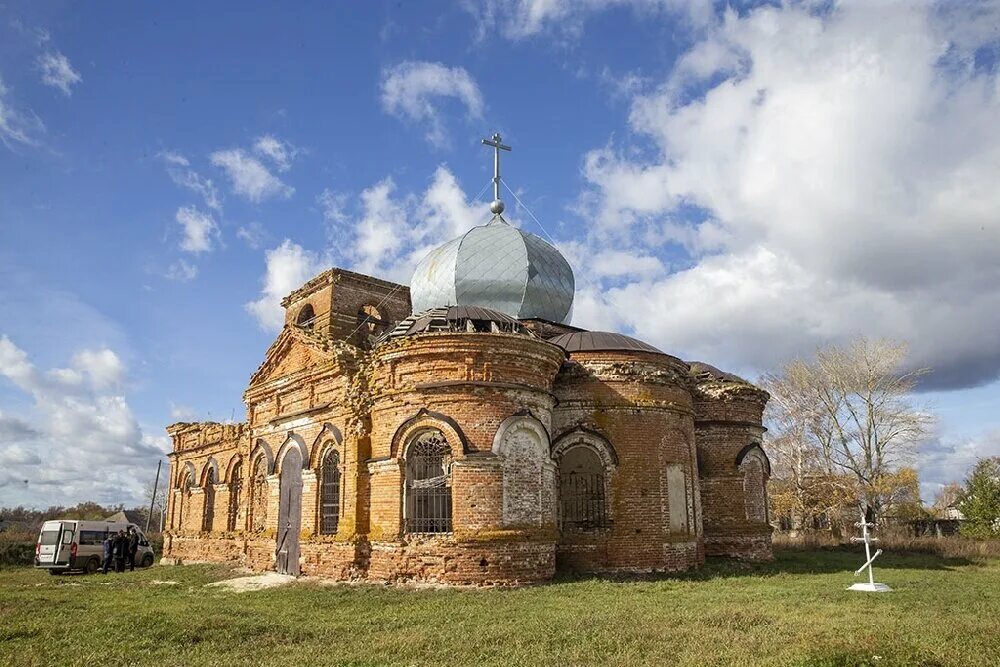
[2,0,999,507]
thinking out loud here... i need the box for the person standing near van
[113,530,127,573]
[127,527,139,571]
[101,533,114,574]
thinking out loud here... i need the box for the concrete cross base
[848,582,893,592]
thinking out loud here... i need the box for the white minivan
[35,520,155,574]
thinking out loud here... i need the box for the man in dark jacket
[101,533,114,574]
[113,530,127,573]
[127,527,139,571]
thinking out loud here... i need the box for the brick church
[163,136,772,584]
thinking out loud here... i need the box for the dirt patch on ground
[205,572,295,593]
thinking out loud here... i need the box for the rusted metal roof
[379,306,530,342]
[546,331,664,355]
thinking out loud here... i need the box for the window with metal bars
[227,463,242,532]
[558,446,609,530]
[320,449,341,534]
[404,430,452,534]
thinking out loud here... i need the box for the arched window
[739,448,769,524]
[202,467,216,532]
[249,456,269,532]
[558,445,608,530]
[228,462,242,532]
[320,449,341,534]
[357,304,387,336]
[296,304,316,329]
[177,470,193,530]
[404,430,452,534]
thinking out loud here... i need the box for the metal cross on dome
[482,132,511,215]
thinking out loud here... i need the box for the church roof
[409,216,576,324]
[686,361,751,385]
[380,305,531,341]
[547,331,665,355]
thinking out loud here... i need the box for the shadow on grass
[552,547,975,585]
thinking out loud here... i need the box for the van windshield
[39,530,60,545]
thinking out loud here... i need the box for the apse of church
[163,135,773,584]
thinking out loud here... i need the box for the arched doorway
[276,448,302,576]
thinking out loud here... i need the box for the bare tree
[762,338,934,523]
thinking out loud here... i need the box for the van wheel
[48,569,62,576]
[85,558,99,575]
[141,554,154,568]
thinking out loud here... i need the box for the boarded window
[320,449,341,535]
[740,451,768,523]
[228,462,242,532]
[250,456,269,532]
[178,471,193,530]
[404,430,452,534]
[558,446,608,530]
[202,468,216,532]
[666,464,688,533]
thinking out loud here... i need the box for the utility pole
[146,459,162,533]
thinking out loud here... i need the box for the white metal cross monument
[482,132,511,215]
[848,516,892,592]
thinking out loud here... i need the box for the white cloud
[0,75,44,149]
[175,206,220,254]
[38,51,82,96]
[165,259,198,282]
[252,134,298,172]
[211,147,294,202]
[169,403,198,421]
[919,427,1000,502]
[71,348,125,390]
[323,166,487,282]
[160,151,222,212]
[245,240,326,331]
[465,0,713,41]
[236,222,267,249]
[0,336,164,507]
[380,61,484,146]
[247,166,488,332]
[573,1,1000,390]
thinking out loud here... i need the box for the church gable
[247,329,336,389]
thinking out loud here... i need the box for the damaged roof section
[380,306,532,342]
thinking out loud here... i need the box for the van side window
[80,530,105,545]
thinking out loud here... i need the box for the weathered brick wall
[164,265,774,583]
[367,537,555,585]
[552,351,704,573]
[164,422,246,547]
[692,380,773,561]
[280,268,412,347]
[362,333,564,582]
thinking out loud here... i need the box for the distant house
[104,510,145,525]
[940,505,965,521]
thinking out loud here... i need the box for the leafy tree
[762,337,934,526]
[959,457,1000,538]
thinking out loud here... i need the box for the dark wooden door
[276,449,302,576]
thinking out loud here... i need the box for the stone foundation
[367,537,555,585]
[704,529,773,561]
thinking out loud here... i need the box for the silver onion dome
[409,217,575,324]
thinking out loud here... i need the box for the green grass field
[0,549,997,667]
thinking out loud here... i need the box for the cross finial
[482,132,511,215]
